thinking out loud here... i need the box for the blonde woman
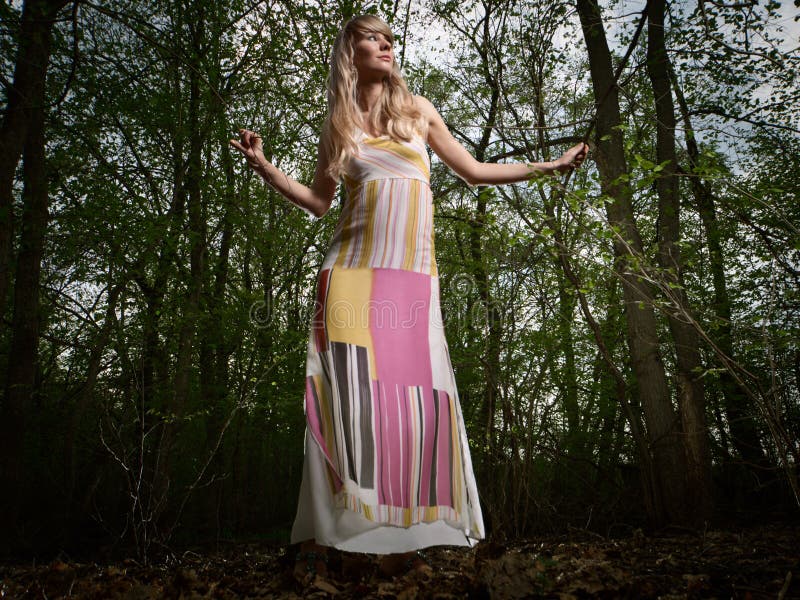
[231,14,587,583]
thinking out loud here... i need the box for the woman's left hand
[554,142,590,173]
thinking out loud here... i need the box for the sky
[402,0,799,60]
[397,0,798,173]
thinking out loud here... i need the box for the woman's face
[352,30,394,81]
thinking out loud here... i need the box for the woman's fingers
[231,129,265,175]
[230,129,261,152]
[230,136,264,173]
[236,128,263,149]
[568,142,589,168]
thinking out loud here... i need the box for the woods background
[0,0,797,561]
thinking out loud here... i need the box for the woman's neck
[357,81,383,117]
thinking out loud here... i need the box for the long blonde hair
[322,14,427,180]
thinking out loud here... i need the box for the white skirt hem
[290,429,483,554]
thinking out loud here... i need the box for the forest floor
[0,522,797,599]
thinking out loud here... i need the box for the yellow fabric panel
[402,180,420,270]
[325,267,377,379]
[449,394,463,513]
[334,199,355,267]
[356,181,378,269]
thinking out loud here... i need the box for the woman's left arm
[415,95,588,186]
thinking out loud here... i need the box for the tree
[0,0,70,546]
[576,0,691,526]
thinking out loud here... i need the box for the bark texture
[645,0,713,523]
[576,0,690,526]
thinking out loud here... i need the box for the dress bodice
[343,128,430,191]
[322,127,437,276]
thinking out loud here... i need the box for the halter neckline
[356,128,427,144]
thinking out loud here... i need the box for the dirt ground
[1,522,797,598]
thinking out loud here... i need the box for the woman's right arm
[230,128,338,219]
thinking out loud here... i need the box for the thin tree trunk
[470,9,503,458]
[134,119,186,519]
[645,0,713,523]
[576,0,689,527]
[64,279,125,502]
[201,110,238,542]
[667,54,770,470]
[133,39,188,489]
[558,277,582,444]
[155,7,207,508]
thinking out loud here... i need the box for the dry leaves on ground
[0,522,796,598]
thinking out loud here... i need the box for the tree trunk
[645,0,713,524]
[200,102,238,542]
[0,0,63,326]
[0,0,65,545]
[666,54,770,471]
[557,275,581,449]
[576,0,689,527]
[155,6,207,509]
[470,14,503,458]
[64,280,125,502]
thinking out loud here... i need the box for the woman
[231,14,587,583]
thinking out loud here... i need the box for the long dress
[289,127,485,554]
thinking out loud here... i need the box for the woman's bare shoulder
[412,94,437,116]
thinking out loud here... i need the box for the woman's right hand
[229,128,266,172]
[228,126,335,218]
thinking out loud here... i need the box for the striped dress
[290,127,485,553]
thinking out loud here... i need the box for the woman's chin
[357,69,392,83]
